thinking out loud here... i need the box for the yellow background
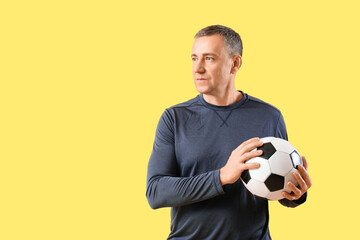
[1,0,359,239]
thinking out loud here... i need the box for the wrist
[219,167,230,186]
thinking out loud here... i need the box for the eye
[191,57,198,61]
[206,57,214,61]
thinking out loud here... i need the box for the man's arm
[275,112,311,207]
[146,109,225,209]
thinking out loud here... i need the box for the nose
[194,58,205,74]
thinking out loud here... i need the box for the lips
[197,78,207,80]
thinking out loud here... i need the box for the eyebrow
[191,53,218,57]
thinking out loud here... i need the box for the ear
[230,55,242,74]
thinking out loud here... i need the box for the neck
[203,89,243,106]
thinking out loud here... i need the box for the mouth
[197,78,207,80]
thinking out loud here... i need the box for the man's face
[191,34,234,95]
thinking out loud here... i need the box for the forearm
[146,169,225,209]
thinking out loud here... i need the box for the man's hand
[220,137,263,186]
[282,156,312,200]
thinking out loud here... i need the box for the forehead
[191,34,227,55]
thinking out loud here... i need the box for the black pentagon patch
[290,150,302,169]
[265,174,284,192]
[241,170,251,184]
[257,142,276,160]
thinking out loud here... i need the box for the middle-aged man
[146,25,312,240]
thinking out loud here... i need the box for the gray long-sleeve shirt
[146,91,306,240]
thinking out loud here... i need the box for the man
[146,25,312,240]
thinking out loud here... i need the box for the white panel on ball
[260,137,274,144]
[266,190,284,200]
[246,179,270,198]
[247,157,271,182]
[268,151,293,176]
[270,137,295,153]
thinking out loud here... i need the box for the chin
[195,86,210,94]
[194,83,211,94]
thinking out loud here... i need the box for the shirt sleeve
[146,109,225,209]
[275,112,307,208]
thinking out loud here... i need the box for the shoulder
[244,94,282,116]
[164,95,202,115]
[245,93,288,138]
[168,95,201,110]
[159,95,201,123]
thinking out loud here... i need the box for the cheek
[219,62,232,77]
[214,65,228,79]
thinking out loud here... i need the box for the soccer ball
[240,137,303,200]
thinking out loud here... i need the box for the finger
[292,171,307,192]
[243,162,261,170]
[298,165,312,189]
[287,181,302,199]
[282,191,296,201]
[302,156,308,170]
[237,139,263,155]
[241,150,263,163]
[235,137,261,151]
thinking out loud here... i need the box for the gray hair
[194,25,243,57]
